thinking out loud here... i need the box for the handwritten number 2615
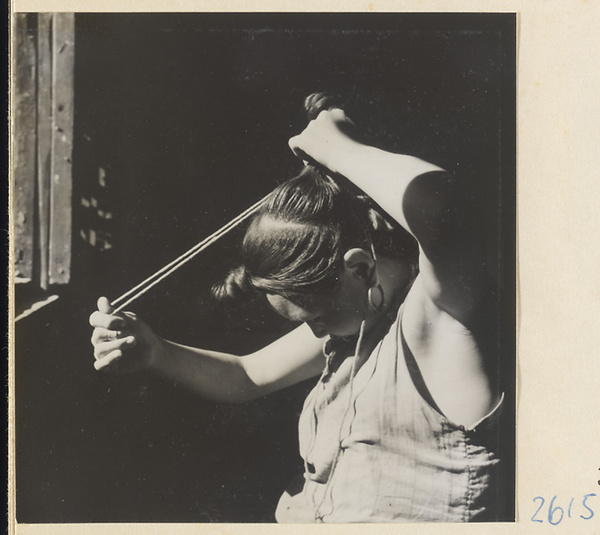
[531,494,596,525]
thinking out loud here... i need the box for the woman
[90,98,509,522]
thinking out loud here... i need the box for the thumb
[97,296,115,314]
[287,137,313,166]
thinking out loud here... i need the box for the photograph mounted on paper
[11,12,516,523]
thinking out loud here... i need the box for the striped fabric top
[276,304,505,523]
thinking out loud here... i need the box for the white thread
[111,196,268,313]
[312,283,410,522]
[313,318,367,522]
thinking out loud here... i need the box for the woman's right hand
[288,108,358,173]
[89,297,164,373]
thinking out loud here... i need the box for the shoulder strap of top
[400,322,444,416]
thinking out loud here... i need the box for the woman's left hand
[288,109,358,173]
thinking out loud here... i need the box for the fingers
[91,327,122,345]
[93,336,136,360]
[90,296,123,329]
[287,135,309,163]
[288,108,355,164]
[317,107,347,122]
[91,326,134,346]
[97,296,114,314]
[314,108,355,132]
[90,296,141,373]
[94,350,123,372]
[89,310,127,330]
[89,297,135,330]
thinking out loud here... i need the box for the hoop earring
[367,283,385,314]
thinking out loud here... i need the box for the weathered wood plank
[13,14,37,282]
[37,13,52,289]
[48,13,75,285]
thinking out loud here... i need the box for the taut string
[110,195,268,313]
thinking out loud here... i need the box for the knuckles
[91,335,133,359]
[94,351,122,371]
[89,310,127,331]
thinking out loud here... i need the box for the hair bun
[212,265,254,304]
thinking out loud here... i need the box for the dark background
[15,13,516,522]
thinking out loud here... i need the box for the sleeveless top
[275,304,507,523]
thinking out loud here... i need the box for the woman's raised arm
[288,109,488,323]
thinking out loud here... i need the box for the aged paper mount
[8,1,600,534]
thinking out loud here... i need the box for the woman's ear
[342,248,376,284]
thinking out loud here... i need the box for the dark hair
[212,93,418,303]
[213,166,417,302]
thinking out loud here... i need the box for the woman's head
[213,165,417,312]
[212,92,417,335]
[242,166,370,297]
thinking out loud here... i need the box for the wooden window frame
[12,13,75,292]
